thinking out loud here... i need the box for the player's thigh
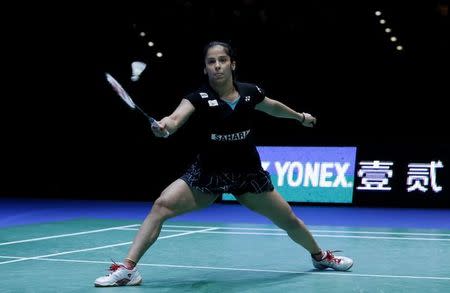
[155,179,218,217]
[236,189,294,220]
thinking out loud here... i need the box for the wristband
[300,112,306,123]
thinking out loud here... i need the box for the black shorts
[180,160,274,196]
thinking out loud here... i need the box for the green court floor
[1,218,449,292]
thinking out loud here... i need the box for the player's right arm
[151,99,195,137]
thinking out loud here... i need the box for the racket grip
[150,118,170,138]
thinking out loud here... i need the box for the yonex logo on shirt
[211,130,250,141]
[200,92,209,98]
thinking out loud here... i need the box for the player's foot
[312,250,353,271]
[94,261,142,287]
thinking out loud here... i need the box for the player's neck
[210,80,237,101]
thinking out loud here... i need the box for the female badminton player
[94,41,353,287]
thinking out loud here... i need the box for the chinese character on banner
[407,161,444,193]
[357,160,394,191]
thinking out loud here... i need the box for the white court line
[1,222,448,249]
[0,224,141,246]
[117,228,450,241]
[313,234,450,241]
[17,257,450,281]
[163,225,450,237]
[2,223,448,248]
[0,255,22,259]
[0,227,218,265]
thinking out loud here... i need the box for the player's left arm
[255,97,316,127]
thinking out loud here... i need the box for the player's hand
[150,120,170,138]
[300,112,316,128]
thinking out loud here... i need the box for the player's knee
[152,197,175,220]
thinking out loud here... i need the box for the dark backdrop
[1,0,448,206]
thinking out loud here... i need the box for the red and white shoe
[312,250,353,271]
[94,262,142,287]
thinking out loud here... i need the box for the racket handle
[149,118,170,138]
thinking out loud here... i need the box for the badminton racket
[105,72,169,138]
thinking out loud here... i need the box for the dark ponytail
[203,41,236,62]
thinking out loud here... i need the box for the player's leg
[94,179,218,286]
[236,189,321,254]
[125,179,218,265]
[236,189,353,271]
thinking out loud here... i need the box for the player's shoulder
[183,84,218,110]
[235,81,257,90]
[235,81,265,96]
[185,84,216,100]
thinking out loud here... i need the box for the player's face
[204,45,235,84]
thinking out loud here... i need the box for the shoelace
[324,250,342,263]
[107,260,123,274]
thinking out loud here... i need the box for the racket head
[105,73,136,109]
